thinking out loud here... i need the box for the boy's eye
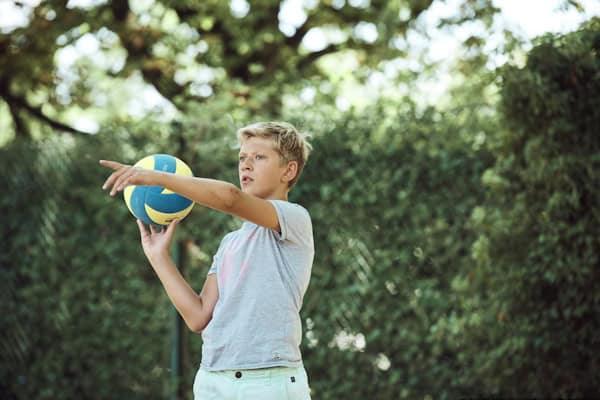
[239,155,264,162]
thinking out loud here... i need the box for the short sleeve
[208,254,218,275]
[207,234,231,275]
[269,200,313,247]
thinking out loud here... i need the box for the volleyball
[123,154,195,226]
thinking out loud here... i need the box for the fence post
[170,240,184,400]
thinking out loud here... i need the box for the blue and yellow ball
[123,154,195,226]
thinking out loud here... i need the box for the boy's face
[238,136,291,199]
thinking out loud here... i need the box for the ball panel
[128,186,153,225]
[134,155,155,170]
[175,157,193,176]
[145,201,194,226]
[145,191,193,213]
[152,154,177,173]
[124,185,135,214]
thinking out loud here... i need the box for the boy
[100,121,314,400]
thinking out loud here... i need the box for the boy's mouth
[241,176,254,185]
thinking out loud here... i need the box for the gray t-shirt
[200,200,314,371]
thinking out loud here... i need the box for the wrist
[147,250,172,266]
[153,170,170,187]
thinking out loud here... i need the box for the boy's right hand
[137,218,179,264]
[99,160,158,196]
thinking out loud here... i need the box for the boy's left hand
[99,160,157,196]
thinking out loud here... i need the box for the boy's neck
[262,187,289,201]
[264,193,288,201]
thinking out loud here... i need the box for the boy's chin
[241,187,256,195]
[242,187,268,199]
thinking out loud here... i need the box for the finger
[149,224,158,235]
[99,160,125,170]
[164,219,179,240]
[116,171,138,192]
[110,168,135,196]
[137,219,149,240]
[166,219,180,234]
[102,166,129,192]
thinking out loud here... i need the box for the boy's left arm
[100,160,280,232]
[168,175,281,233]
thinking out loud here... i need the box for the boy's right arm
[136,219,218,333]
[149,251,219,333]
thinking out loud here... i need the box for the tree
[0,0,500,140]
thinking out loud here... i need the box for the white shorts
[193,365,311,400]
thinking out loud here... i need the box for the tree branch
[297,44,342,71]
[6,99,28,138]
[1,90,92,135]
[110,0,130,22]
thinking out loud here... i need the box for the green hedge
[466,17,600,397]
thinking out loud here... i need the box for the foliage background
[1,1,599,399]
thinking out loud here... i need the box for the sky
[493,0,599,38]
[423,0,599,62]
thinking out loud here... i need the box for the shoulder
[268,200,312,225]
[217,229,241,248]
[267,200,313,245]
[268,200,310,216]
[221,230,237,241]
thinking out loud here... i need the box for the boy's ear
[283,161,298,183]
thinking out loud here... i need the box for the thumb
[165,218,180,239]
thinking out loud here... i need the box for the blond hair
[237,121,312,189]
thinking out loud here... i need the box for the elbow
[222,184,243,212]
[186,314,211,334]
[187,319,207,334]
